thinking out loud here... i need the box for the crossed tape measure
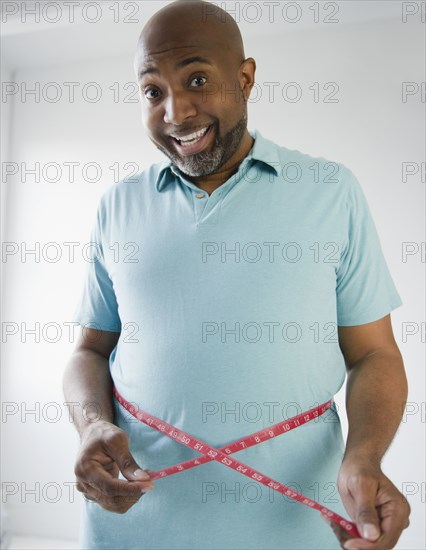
[113,385,359,537]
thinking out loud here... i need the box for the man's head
[134,0,256,179]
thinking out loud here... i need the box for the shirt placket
[172,157,254,226]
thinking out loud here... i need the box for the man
[63,1,410,548]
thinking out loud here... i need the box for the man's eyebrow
[176,55,213,69]
[138,55,213,80]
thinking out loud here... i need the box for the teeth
[173,126,209,144]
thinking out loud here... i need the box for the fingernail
[362,523,380,540]
[133,468,150,480]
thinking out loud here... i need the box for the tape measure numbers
[113,385,359,538]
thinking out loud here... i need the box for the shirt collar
[154,128,280,192]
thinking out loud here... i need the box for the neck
[186,130,254,196]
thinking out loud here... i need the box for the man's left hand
[322,457,410,549]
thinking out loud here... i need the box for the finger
[347,475,381,542]
[342,516,405,550]
[367,498,410,549]
[75,434,154,503]
[78,477,148,513]
[107,447,154,486]
[76,480,102,503]
[344,482,411,549]
[343,534,385,550]
[76,456,153,501]
[87,466,153,500]
[78,445,153,493]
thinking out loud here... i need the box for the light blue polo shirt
[73,129,402,550]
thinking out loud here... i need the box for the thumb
[116,452,151,482]
[352,479,381,541]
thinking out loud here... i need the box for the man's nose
[163,92,197,125]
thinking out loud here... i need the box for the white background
[1,1,425,548]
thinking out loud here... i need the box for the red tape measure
[113,385,360,538]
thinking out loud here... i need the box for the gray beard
[156,112,248,178]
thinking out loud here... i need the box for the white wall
[1,2,424,548]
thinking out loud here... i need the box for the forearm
[343,349,408,466]
[63,349,115,438]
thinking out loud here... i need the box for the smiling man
[64,1,410,549]
[135,0,255,195]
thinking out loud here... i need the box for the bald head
[134,0,245,76]
[133,0,256,183]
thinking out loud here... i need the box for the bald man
[64,1,410,549]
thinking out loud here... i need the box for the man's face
[135,45,249,178]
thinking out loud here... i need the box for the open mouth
[170,125,213,155]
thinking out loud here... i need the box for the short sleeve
[336,170,403,326]
[72,201,122,333]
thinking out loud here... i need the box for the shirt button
[195,193,205,198]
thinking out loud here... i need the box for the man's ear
[239,57,256,101]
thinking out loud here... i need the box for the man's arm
[63,328,118,434]
[324,314,410,549]
[63,327,155,513]
[339,314,407,464]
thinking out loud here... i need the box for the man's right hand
[74,420,155,514]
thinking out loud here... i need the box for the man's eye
[189,76,207,87]
[144,87,161,100]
